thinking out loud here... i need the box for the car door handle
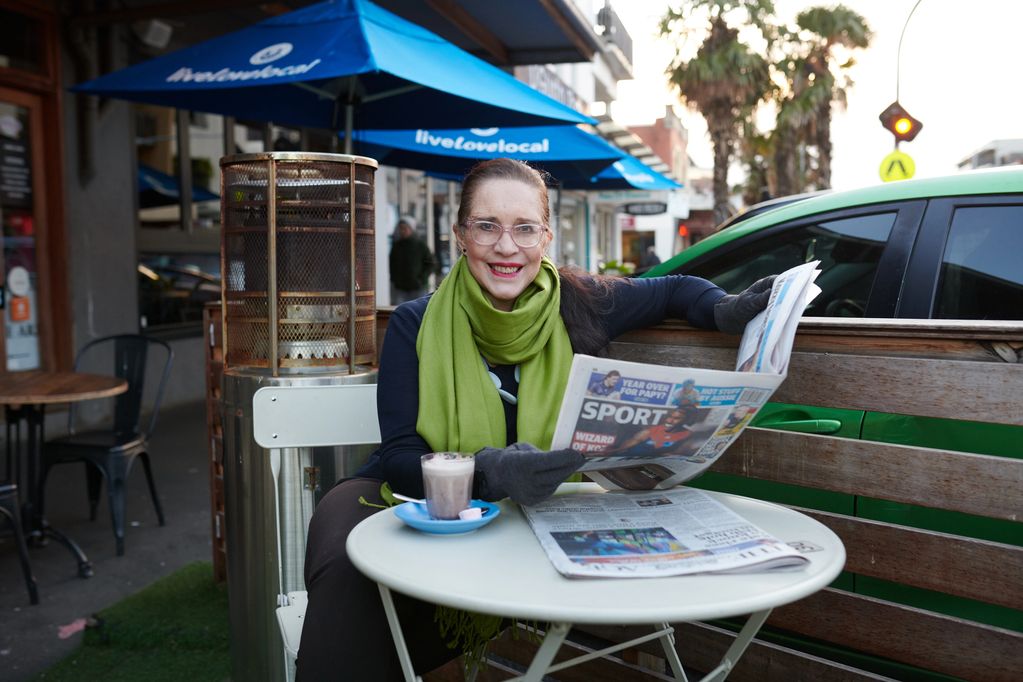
[756,418,843,434]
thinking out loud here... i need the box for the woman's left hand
[474,442,584,506]
[713,276,776,334]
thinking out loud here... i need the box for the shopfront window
[136,108,257,333]
[1,98,40,369]
[0,9,45,74]
[431,177,455,277]
[138,252,221,331]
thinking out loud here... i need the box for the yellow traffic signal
[879,101,922,143]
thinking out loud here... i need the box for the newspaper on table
[521,487,809,578]
[550,261,822,492]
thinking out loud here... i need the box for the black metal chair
[0,483,38,604]
[38,335,174,555]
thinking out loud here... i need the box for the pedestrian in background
[641,245,661,268]
[389,216,435,304]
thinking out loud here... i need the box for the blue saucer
[393,500,500,535]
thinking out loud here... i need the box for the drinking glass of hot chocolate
[420,452,475,520]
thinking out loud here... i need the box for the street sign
[623,201,668,215]
[879,150,915,182]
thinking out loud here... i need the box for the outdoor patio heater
[218,152,379,682]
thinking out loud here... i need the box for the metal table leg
[514,621,571,681]
[696,608,772,682]
[377,584,423,682]
[512,622,690,681]
[6,405,93,578]
[657,621,690,681]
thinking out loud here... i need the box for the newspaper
[521,487,810,578]
[551,261,821,491]
[736,261,822,374]
[526,264,821,578]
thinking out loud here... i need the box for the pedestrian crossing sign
[880,150,915,182]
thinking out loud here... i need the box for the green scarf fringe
[435,606,504,674]
[435,607,546,675]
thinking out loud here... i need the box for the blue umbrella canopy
[349,126,622,181]
[395,129,681,192]
[72,0,592,145]
[562,156,683,191]
[138,164,219,208]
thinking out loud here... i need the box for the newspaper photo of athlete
[586,370,623,399]
[610,405,711,458]
[551,527,688,561]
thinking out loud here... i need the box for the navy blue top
[356,274,725,497]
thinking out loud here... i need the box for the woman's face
[456,177,551,311]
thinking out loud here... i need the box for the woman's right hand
[475,442,583,506]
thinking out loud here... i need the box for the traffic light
[879,101,922,143]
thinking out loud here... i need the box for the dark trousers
[296,478,458,681]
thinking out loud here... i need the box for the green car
[643,166,1023,674]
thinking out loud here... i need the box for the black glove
[713,276,776,334]
[474,442,584,506]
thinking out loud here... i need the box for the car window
[934,205,1023,320]
[688,212,896,317]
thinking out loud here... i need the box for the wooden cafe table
[0,370,128,578]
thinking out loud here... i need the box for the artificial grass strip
[36,561,229,681]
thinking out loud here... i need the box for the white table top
[347,484,846,625]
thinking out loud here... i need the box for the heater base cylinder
[223,368,377,682]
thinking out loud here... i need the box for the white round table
[347,484,846,681]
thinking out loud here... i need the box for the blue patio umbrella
[562,156,683,191]
[71,0,592,151]
[138,164,219,208]
[381,126,681,191]
[348,125,622,180]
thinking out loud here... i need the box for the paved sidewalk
[0,400,212,681]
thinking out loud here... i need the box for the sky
[607,0,1023,190]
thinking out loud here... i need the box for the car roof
[644,166,1023,277]
[714,189,830,231]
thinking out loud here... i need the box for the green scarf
[416,256,572,452]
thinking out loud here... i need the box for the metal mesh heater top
[220,152,378,375]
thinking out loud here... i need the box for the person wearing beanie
[388,215,435,304]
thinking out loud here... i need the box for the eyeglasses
[462,220,547,248]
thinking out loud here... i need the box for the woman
[297,158,773,681]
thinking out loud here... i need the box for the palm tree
[791,5,872,188]
[736,120,774,205]
[661,1,774,224]
[772,49,828,195]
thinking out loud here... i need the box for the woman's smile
[489,262,525,277]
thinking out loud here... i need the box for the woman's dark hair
[559,266,630,356]
[458,158,551,227]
